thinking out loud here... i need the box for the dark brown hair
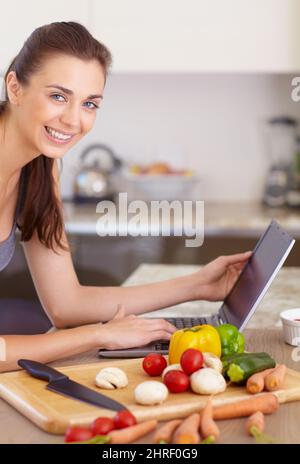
[0,21,112,252]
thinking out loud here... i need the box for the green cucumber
[222,352,272,376]
[226,352,276,385]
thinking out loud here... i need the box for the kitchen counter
[0,264,300,443]
[63,200,300,237]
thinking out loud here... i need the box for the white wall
[60,73,300,202]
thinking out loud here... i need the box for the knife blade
[18,359,126,412]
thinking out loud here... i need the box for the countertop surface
[0,264,300,443]
[63,201,300,237]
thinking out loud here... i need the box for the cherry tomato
[113,409,137,429]
[163,370,190,393]
[142,353,167,376]
[91,417,115,435]
[180,348,204,375]
[64,426,95,443]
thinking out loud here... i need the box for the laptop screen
[219,220,295,330]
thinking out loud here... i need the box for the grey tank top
[0,168,26,272]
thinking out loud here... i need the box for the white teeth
[45,126,72,140]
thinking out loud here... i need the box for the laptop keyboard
[153,316,208,351]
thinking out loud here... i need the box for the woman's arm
[0,307,176,372]
[70,274,196,324]
[59,251,252,326]
[23,225,196,327]
[23,225,251,329]
[0,324,99,372]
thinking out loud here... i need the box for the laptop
[98,219,295,358]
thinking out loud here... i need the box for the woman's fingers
[104,316,176,349]
[143,318,177,334]
[221,251,252,266]
[147,330,173,343]
[231,261,248,272]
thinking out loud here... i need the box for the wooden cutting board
[0,358,300,434]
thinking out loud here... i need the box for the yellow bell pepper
[168,324,222,364]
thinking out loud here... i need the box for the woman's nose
[60,104,81,130]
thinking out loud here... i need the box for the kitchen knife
[18,359,126,412]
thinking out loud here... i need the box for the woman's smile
[43,125,75,145]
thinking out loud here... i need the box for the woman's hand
[97,304,177,350]
[192,251,252,302]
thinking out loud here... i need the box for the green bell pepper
[216,323,245,357]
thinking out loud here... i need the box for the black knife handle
[18,359,68,382]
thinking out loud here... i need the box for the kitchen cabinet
[90,0,300,73]
[1,1,299,75]
[0,0,89,74]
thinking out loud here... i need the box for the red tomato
[113,410,137,429]
[91,417,115,435]
[180,348,204,375]
[142,353,167,376]
[163,370,190,393]
[64,426,95,443]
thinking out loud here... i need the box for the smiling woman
[0,21,252,372]
[0,21,111,252]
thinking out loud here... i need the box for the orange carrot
[109,420,157,444]
[264,364,287,392]
[246,411,265,435]
[153,419,182,444]
[213,393,279,420]
[246,368,275,394]
[200,396,220,443]
[172,413,201,444]
[245,411,275,444]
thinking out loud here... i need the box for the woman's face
[9,54,105,159]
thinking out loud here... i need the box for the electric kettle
[73,143,122,203]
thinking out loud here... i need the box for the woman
[0,21,251,372]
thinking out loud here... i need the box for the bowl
[122,171,201,201]
[280,308,300,346]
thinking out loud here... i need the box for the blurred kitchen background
[1,0,300,332]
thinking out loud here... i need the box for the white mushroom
[203,352,223,373]
[95,367,128,389]
[134,381,169,405]
[95,377,115,390]
[190,368,226,395]
[162,364,182,379]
